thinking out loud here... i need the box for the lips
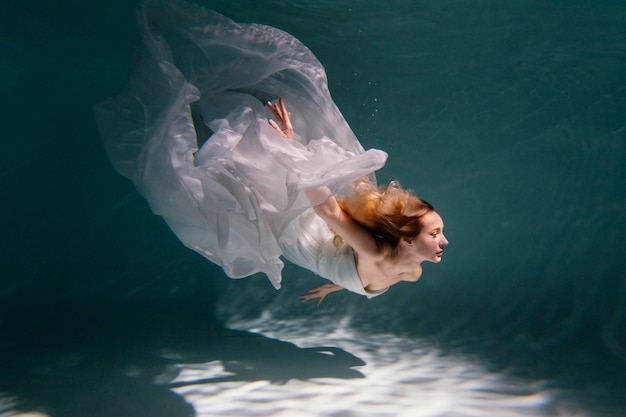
[436,251,444,257]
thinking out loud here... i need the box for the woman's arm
[305,187,380,258]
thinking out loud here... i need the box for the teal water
[1,0,625,416]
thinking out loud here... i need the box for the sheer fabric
[95,0,387,290]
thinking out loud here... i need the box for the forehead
[422,211,444,229]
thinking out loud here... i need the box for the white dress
[94,0,388,296]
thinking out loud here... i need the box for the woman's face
[413,211,448,263]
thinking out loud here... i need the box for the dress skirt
[95,0,387,290]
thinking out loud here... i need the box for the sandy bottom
[168,315,584,417]
[0,313,594,417]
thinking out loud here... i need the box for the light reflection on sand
[169,314,585,417]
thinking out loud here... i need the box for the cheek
[416,236,437,252]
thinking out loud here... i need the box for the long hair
[337,177,434,255]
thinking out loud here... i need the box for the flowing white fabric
[95,0,387,290]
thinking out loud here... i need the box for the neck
[382,243,424,275]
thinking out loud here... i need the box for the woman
[268,99,448,304]
[95,0,447,305]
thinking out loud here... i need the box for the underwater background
[1,0,625,416]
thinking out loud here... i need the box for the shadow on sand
[0,294,365,417]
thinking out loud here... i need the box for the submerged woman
[95,0,447,304]
[268,99,448,304]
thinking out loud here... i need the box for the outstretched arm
[304,188,380,259]
[301,283,344,306]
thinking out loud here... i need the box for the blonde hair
[337,177,434,254]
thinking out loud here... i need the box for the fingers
[301,288,322,299]
[300,294,317,303]
[267,99,294,139]
[268,119,285,137]
[267,100,286,120]
[267,101,281,120]
[279,97,288,118]
[317,295,326,307]
[279,99,293,130]
[299,293,325,307]
[300,283,336,306]
[284,114,293,131]
[300,290,321,302]
[267,99,291,123]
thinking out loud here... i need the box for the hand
[267,98,294,139]
[300,283,344,306]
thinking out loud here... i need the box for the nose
[440,234,449,247]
